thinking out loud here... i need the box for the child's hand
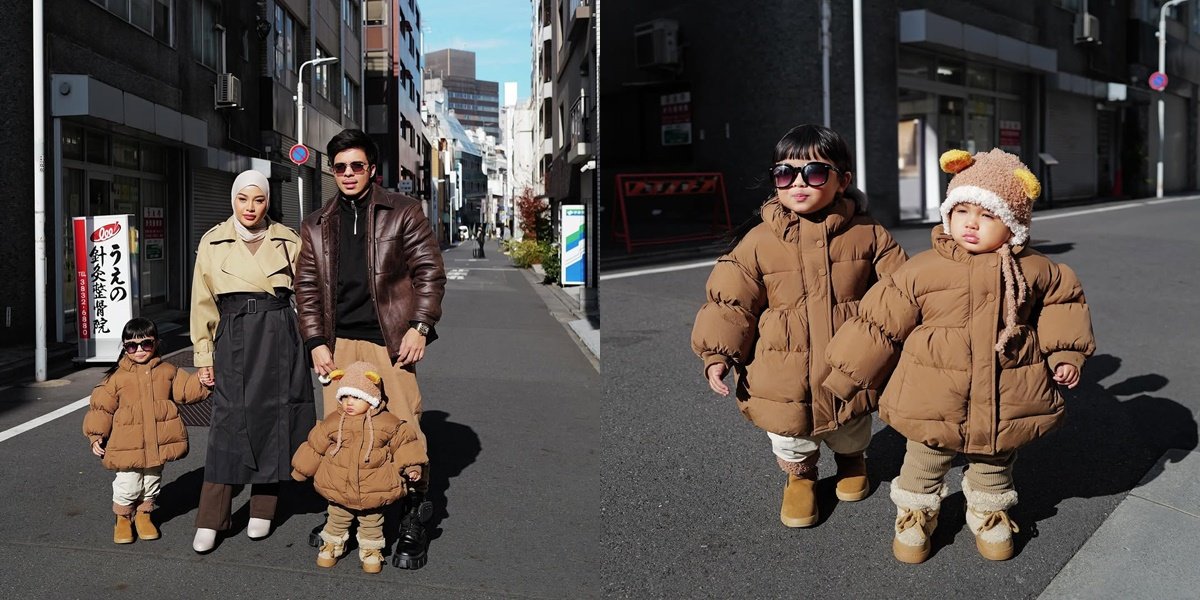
[1054,363,1080,389]
[404,466,423,482]
[198,366,214,387]
[91,439,105,457]
[706,363,730,397]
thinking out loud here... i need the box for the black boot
[391,492,433,569]
[308,516,325,548]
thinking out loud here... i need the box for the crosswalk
[447,268,469,280]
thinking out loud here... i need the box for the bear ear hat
[318,369,346,385]
[364,371,382,385]
[940,149,974,174]
[1013,168,1042,200]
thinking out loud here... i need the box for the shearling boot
[133,499,159,541]
[778,456,819,528]
[316,530,349,568]
[113,503,136,544]
[358,536,386,574]
[834,452,869,502]
[890,478,949,564]
[962,478,1020,561]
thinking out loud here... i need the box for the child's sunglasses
[332,161,369,175]
[123,339,156,353]
[770,162,842,189]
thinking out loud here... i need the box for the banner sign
[560,205,585,286]
[73,215,137,362]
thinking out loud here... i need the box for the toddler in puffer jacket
[823,148,1095,564]
[691,124,907,528]
[291,360,427,573]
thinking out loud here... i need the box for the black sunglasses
[332,161,369,175]
[123,339,156,353]
[770,162,843,189]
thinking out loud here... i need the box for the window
[365,0,386,25]
[275,6,296,79]
[315,46,333,99]
[192,0,221,69]
[92,0,173,44]
[343,77,360,121]
[343,0,360,27]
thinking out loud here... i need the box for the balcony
[568,0,592,44]
[542,136,554,158]
[568,95,593,165]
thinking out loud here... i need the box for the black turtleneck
[335,188,386,345]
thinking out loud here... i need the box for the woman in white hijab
[188,170,315,552]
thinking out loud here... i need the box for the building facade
[363,0,427,205]
[3,0,366,348]
[426,49,502,140]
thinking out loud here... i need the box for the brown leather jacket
[295,184,446,357]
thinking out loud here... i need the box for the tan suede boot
[113,503,135,544]
[834,452,869,501]
[962,478,1020,561]
[778,457,819,527]
[134,499,159,540]
[316,531,349,568]
[889,478,949,564]
[357,536,386,574]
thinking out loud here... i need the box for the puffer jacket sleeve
[1036,262,1096,371]
[189,243,220,368]
[390,420,429,471]
[873,224,909,277]
[400,201,447,327]
[82,376,119,445]
[690,244,766,374]
[170,368,211,406]
[291,420,331,481]
[824,270,921,400]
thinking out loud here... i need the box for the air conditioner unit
[215,73,242,108]
[1074,12,1100,45]
[634,19,679,69]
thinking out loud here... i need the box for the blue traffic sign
[288,143,310,165]
[1149,71,1168,91]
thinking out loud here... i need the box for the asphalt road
[0,242,600,599]
[600,197,1200,598]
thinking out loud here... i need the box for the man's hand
[395,328,427,367]
[706,362,730,397]
[1054,363,1081,389]
[198,366,214,387]
[91,439,106,457]
[311,345,335,376]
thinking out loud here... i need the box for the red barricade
[612,172,733,253]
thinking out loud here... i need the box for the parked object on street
[691,124,908,529]
[824,148,1096,563]
[82,317,210,545]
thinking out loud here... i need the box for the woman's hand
[706,363,730,397]
[197,366,214,387]
[91,439,105,457]
[311,345,335,376]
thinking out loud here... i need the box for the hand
[311,345,335,376]
[395,329,427,367]
[404,466,423,482]
[91,440,106,457]
[706,362,730,397]
[197,366,214,387]
[1054,363,1081,389]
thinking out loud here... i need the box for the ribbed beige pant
[323,503,385,546]
[896,439,1017,494]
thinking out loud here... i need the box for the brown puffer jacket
[691,197,908,436]
[82,356,210,470]
[823,226,1096,455]
[291,404,428,510]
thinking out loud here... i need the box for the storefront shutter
[191,168,236,252]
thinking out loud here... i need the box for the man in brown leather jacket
[294,129,446,570]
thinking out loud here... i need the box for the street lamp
[295,56,339,220]
[1157,0,1191,198]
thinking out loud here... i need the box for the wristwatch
[411,322,431,336]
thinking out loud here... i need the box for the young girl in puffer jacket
[291,361,427,574]
[83,317,211,544]
[823,148,1095,563]
[691,124,907,528]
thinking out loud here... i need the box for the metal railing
[569,95,592,145]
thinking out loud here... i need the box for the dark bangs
[773,124,853,173]
[122,317,158,341]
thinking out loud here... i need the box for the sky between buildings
[421,0,534,102]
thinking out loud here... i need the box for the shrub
[540,242,560,284]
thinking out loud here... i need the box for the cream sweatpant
[768,414,872,463]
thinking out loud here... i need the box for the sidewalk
[1038,449,1200,599]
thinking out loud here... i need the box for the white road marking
[600,260,717,281]
[0,397,90,444]
[447,269,469,280]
